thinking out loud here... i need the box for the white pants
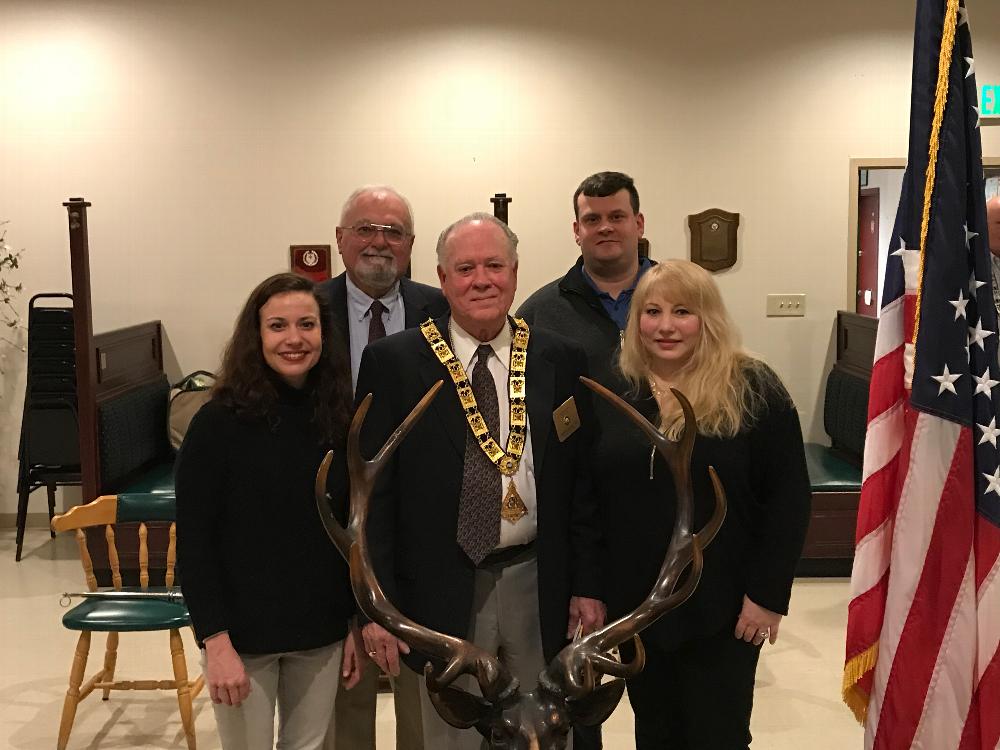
[205,640,343,750]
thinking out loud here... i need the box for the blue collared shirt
[345,274,404,388]
[581,257,653,330]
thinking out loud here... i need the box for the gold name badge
[553,396,581,442]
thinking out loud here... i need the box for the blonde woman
[594,260,811,749]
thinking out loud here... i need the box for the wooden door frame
[846,156,1000,310]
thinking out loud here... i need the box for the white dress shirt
[450,319,538,548]
[345,274,404,388]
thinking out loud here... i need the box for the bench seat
[803,442,861,493]
[800,442,862,573]
[118,459,175,499]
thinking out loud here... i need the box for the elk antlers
[542,377,727,705]
[316,375,727,740]
[315,382,519,717]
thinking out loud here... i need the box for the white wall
[3,0,1000,517]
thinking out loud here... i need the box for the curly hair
[213,273,352,446]
[619,261,781,439]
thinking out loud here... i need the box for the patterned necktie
[368,300,386,343]
[456,344,502,564]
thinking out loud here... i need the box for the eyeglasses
[344,222,411,246]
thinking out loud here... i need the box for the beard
[354,255,400,293]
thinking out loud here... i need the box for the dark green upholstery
[119,459,175,495]
[823,367,869,458]
[62,587,190,632]
[117,491,176,523]
[803,442,862,492]
[116,459,176,522]
[98,375,171,491]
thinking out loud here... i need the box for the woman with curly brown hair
[176,272,362,749]
[597,260,811,749]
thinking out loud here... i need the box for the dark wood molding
[836,310,878,379]
[65,198,99,502]
[801,491,861,560]
[95,322,164,402]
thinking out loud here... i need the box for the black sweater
[594,365,812,650]
[175,386,354,654]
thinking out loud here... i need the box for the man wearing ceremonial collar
[356,213,606,749]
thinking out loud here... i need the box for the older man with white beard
[319,185,449,389]
[317,185,447,750]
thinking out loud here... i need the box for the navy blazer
[354,314,603,670]
[316,272,449,346]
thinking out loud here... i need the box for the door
[857,188,879,316]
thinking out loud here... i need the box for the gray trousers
[418,551,563,750]
[325,657,423,750]
[207,640,343,750]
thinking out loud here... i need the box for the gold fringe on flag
[913,0,960,344]
[842,642,879,724]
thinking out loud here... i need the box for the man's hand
[204,632,251,706]
[567,596,607,639]
[361,622,410,676]
[341,623,368,689]
[734,595,783,645]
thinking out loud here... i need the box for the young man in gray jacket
[517,171,652,388]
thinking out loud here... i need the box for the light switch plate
[766,294,806,317]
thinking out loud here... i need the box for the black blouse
[592,364,812,650]
[175,384,354,654]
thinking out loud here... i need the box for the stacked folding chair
[15,293,82,561]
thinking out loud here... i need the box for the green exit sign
[984,85,999,116]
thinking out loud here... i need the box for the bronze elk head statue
[316,377,726,750]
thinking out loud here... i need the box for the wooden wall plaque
[290,244,332,281]
[687,208,739,271]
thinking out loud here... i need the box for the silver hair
[435,212,519,265]
[339,185,415,233]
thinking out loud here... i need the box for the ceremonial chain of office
[420,317,531,521]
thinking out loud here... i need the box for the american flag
[842,1,1000,748]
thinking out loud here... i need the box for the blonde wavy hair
[619,260,771,439]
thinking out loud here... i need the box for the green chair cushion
[62,587,190,632]
[804,442,862,493]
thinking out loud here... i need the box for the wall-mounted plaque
[290,244,332,282]
[638,237,651,260]
[687,209,739,272]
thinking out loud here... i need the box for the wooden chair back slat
[165,523,177,588]
[77,529,98,592]
[138,523,149,589]
[105,525,123,590]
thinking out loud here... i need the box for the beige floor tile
[2,529,862,748]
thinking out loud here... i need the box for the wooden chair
[51,493,203,749]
